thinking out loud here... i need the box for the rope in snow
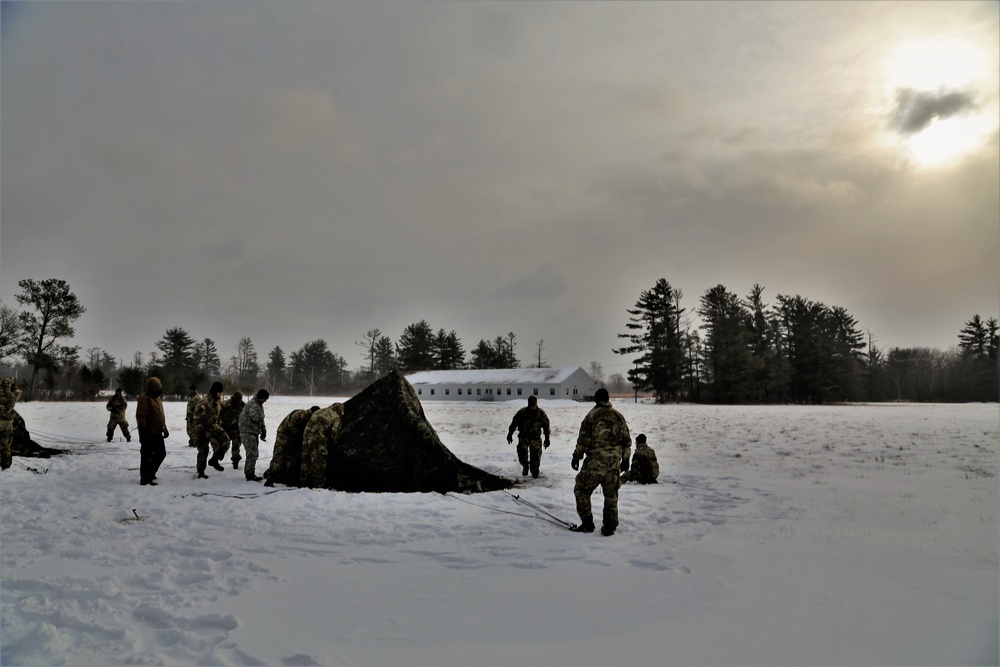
[500,490,577,530]
[177,488,297,500]
[445,491,577,531]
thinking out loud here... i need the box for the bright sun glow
[882,38,998,168]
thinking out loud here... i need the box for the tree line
[615,278,998,404]
[0,280,549,399]
[1,277,995,403]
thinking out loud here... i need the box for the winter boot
[246,475,263,482]
[197,472,209,479]
[601,525,616,536]
[232,459,240,470]
[209,456,224,472]
[572,518,596,533]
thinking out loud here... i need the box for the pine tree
[615,278,685,402]
[14,278,86,399]
[396,321,436,372]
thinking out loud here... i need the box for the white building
[405,367,598,402]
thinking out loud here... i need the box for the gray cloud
[1,2,997,372]
[890,88,976,134]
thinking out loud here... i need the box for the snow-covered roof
[405,367,589,386]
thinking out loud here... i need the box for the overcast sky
[2,1,998,377]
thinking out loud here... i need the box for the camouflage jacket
[238,396,267,439]
[219,395,246,436]
[192,393,222,435]
[0,378,21,422]
[573,401,631,465]
[508,406,550,443]
[303,403,344,446]
[276,409,314,443]
[106,393,127,416]
[186,391,201,425]
[627,443,660,483]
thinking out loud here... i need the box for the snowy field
[1,397,997,666]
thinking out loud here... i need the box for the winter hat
[147,377,163,392]
[256,389,270,400]
[209,381,224,395]
[636,434,646,444]
[528,395,538,406]
[594,388,609,403]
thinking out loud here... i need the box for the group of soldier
[506,387,659,536]
[104,379,660,537]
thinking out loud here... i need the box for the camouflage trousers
[300,436,328,488]
[196,426,230,473]
[186,421,197,448]
[265,433,302,487]
[106,414,131,441]
[227,430,244,464]
[573,450,622,531]
[0,421,12,470]
[516,439,544,477]
[239,431,260,479]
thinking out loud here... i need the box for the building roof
[405,367,590,386]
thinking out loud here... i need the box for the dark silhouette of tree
[15,278,86,400]
[373,335,397,377]
[289,339,346,395]
[0,302,22,363]
[433,329,465,370]
[615,278,685,402]
[266,346,287,394]
[698,284,755,403]
[396,320,436,372]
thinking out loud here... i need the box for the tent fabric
[325,370,512,494]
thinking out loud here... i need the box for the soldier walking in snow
[192,381,230,478]
[135,376,168,485]
[219,390,245,470]
[105,387,131,442]
[238,389,268,482]
[506,394,551,478]
[571,388,632,536]
[185,385,201,448]
[621,433,659,484]
[0,376,22,471]
[264,405,319,487]
[300,402,344,488]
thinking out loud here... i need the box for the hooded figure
[135,377,168,485]
[0,376,22,471]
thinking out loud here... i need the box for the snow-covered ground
[1,397,997,666]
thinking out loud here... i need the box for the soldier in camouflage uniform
[0,377,22,471]
[300,402,344,488]
[218,390,245,470]
[571,388,632,536]
[263,405,319,488]
[621,433,659,484]
[192,381,230,478]
[185,385,201,448]
[105,387,132,442]
[506,395,551,478]
[238,389,268,481]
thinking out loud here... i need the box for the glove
[260,433,267,441]
[163,429,169,439]
[506,432,513,444]
[571,457,580,471]
[620,459,630,473]
[543,436,550,449]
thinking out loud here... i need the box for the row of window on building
[415,386,581,397]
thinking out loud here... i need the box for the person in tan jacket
[135,377,169,486]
